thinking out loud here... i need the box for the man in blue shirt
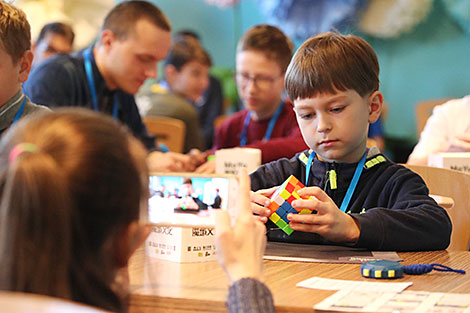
[24,1,192,172]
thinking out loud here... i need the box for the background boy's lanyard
[12,97,26,124]
[304,150,368,212]
[83,48,118,119]
[240,102,284,146]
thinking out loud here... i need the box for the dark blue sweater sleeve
[24,57,80,108]
[353,167,452,251]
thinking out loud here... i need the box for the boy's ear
[368,91,383,124]
[18,50,33,83]
[165,64,177,85]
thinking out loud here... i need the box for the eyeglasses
[235,72,283,90]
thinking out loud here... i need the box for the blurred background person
[137,35,208,153]
[176,29,224,150]
[32,22,74,68]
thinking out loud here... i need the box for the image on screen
[146,175,234,226]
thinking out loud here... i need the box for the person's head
[181,177,194,196]
[236,24,293,120]
[285,32,383,163]
[164,36,211,102]
[0,108,148,311]
[32,22,74,67]
[175,29,200,41]
[96,0,172,94]
[0,1,34,105]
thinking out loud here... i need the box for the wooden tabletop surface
[128,247,470,313]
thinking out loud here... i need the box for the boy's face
[0,45,32,105]
[236,50,284,120]
[167,61,209,103]
[103,19,171,95]
[33,33,73,67]
[294,89,382,163]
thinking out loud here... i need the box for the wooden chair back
[415,99,449,137]
[143,117,186,153]
[0,291,105,312]
[404,164,470,251]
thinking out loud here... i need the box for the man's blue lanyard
[12,97,26,124]
[83,48,118,119]
[240,102,284,146]
[305,150,368,212]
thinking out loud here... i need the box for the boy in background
[0,1,49,135]
[195,24,308,173]
[250,32,451,252]
[32,22,74,68]
[176,29,224,150]
[137,36,207,153]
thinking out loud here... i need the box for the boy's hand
[288,187,360,243]
[195,159,216,173]
[250,187,278,223]
[188,148,208,167]
[147,151,195,172]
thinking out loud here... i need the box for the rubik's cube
[267,175,314,235]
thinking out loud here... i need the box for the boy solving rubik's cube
[267,175,314,235]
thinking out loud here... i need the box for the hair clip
[9,143,38,163]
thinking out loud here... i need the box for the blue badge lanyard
[240,102,284,147]
[305,150,368,212]
[83,48,118,119]
[12,97,26,124]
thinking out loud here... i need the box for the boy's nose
[145,65,157,79]
[244,79,257,93]
[316,115,332,133]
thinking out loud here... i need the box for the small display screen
[145,174,237,227]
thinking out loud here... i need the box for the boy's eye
[331,106,345,113]
[137,55,152,63]
[300,113,314,119]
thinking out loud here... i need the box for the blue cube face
[278,210,289,222]
[276,206,286,215]
[280,201,291,211]
[287,206,297,214]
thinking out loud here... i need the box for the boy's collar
[308,146,381,164]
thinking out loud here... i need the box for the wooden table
[128,248,470,313]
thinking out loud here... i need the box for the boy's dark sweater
[250,147,452,252]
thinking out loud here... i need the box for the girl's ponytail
[0,144,72,298]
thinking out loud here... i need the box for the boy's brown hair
[285,32,379,101]
[164,36,211,70]
[237,24,293,73]
[102,0,171,40]
[0,1,31,64]
[37,22,75,45]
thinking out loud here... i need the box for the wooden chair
[404,164,470,251]
[0,291,105,312]
[415,98,449,137]
[143,117,186,153]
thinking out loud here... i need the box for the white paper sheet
[296,277,412,293]
[314,290,470,313]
